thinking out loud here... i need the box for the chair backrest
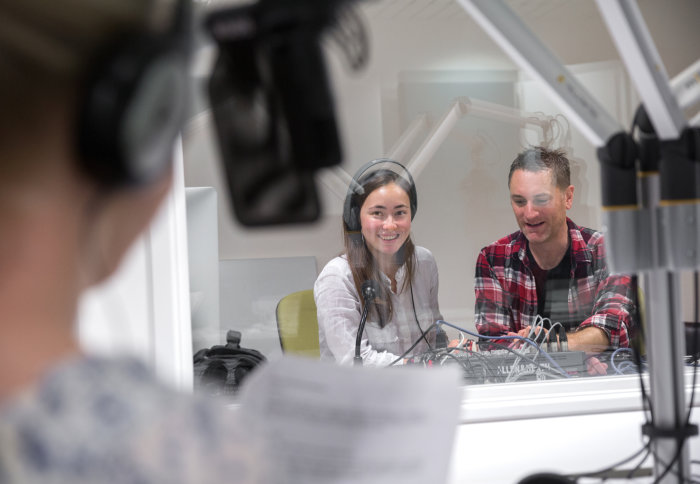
[276,289,320,358]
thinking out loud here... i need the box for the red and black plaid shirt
[474,218,635,348]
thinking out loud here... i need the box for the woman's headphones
[76,0,191,189]
[342,158,418,233]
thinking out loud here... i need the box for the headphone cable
[410,281,435,351]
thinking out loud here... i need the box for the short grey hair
[508,146,571,190]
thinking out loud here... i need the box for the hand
[586,356,608,376]
[566,327,610,353]
[507,326,548,348]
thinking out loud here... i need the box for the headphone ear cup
[343,203,360,232]
[343,186,357,231]
[78,34,188,188]
[348,206,361,232]
[345,206,364,245]
[410,186,417,220]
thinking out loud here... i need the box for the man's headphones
[77,0,192,189]
[342,158,418,233]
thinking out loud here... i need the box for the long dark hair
[343,169,416,327]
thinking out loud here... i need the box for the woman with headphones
[0,1,261,482]
[314,159,443,366]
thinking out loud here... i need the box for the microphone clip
[355,280,380,366]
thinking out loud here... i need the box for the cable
[651,453,700,484]
[436,351,499,381]
[615,360,638,374]
[409,282,434,351]
[647,273,698,484]
[626,442,653,479]
[688,271,700,398]
[650,270,700,483]
[443,345,505,382]
[431,330,568,381]
[383,278,445,366]
[525,315,549,347]
[646,271,700,484]
[506,319,556,381]
[435,320,570,378]
[634,271,700,484]
[566,440,652,481]
[473,339,566,380]
[487,335,562,378]
[395,326,566,382]
[444,345,507,382]
[609,347,636,375]
[627,274,654,424]
[388,322,440,366]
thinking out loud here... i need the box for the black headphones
[342,158,418,233]
[77,0,192,188]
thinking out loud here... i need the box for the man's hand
[506,325,548,348]
[566,326,610,353]
[585,356,609,376]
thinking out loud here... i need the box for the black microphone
[204,0,360,226]
[354,280,379,366]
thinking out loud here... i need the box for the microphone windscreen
[361,280,379,302]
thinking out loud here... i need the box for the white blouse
[314,246,442,366]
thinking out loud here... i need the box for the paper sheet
[237,357,462,484]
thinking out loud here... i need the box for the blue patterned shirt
[0,356,263,483]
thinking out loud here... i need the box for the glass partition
[182,0,700,396]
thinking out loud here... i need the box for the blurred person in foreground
[0,1,262,482]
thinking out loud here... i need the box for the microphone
[596,130,641,274]
[354,280,379,366]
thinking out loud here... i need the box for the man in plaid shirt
[474,147,635,356]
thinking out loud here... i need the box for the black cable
[442,346,504,382]
[647,273,693,483]
[679,271,700,456]
[640,272,700,484]
[391,330,519,383]
[650,453,700,484]
[626,444,653,480]
[561,274,656,482]
[628,274,654,427]
[694,270,699,333]
[409,282,434,351]
[436,351,485,378]
[567,441,651,481]
[451,349,502,382]
[389,322,440,366]
[632,281,654,423]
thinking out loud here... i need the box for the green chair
[276,289,320,358]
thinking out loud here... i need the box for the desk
[447,373,700,483]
